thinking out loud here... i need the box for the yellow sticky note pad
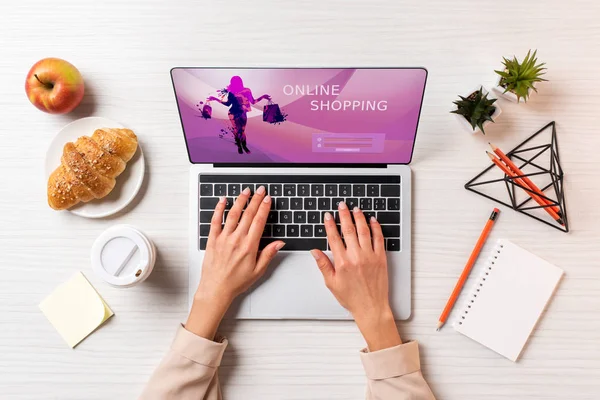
[39,272,114,348]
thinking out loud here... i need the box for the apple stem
[34,74,54,89]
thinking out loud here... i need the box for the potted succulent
[451,86,501,135]
[493,49,547,103]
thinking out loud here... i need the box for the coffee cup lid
[91,225,153,287]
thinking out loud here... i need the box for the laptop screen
[171,68,427,164]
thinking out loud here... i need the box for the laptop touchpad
[250,252,347,319]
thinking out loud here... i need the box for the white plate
[45,117,145,218]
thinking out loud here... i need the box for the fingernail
[353,206,360,213]
[370,216,377,222]
[242,187,251,195]
[219,196,226,204]
[338,201,347,210]
[263,195,271,203]
[276,242,286,250]
[256,185,266,195]
[310,249,320,260]
[324,212,332,221]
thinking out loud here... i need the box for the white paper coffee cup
[91,225,156,287]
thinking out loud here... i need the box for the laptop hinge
[212,163,389,168]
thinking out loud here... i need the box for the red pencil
[489,142,561,215]
[436,208,500,331]
[487,152,563,225]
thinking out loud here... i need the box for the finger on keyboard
[338,201,358,248]
[248,194,272,241]
[224,187,250,232]
[352,207,371,248]
[239,185,266,233]
[209,196,227,237]
[243,184,255,195]
[324,212,344,253]
[370,217,385,253]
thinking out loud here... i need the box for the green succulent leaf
[477,121,486,133]
[495,49,547,102]
[450,87,497,135]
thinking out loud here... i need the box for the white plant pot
[453,86,502,135]
[492,76,535,103]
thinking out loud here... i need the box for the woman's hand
[258,94,271,102]
[207,96,219,102]
[310,202,402,351]
[186,186,285,339]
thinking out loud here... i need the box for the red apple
[25,58,85,114]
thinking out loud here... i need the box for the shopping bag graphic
[201,102,212,119]
[263,101,285,124]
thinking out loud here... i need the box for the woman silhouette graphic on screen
[208,76,271,154]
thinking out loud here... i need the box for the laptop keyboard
[198,175,401,252]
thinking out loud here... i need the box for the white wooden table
[1,1,599,398]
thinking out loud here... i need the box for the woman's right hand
[310,202,402,351]
[207,96,219,102]
[186,186,285,340]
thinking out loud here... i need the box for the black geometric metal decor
[465,121,568,232]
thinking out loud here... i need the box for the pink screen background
[171,68,427,164]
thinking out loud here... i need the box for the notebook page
[453,239,563,361]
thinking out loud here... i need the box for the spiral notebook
[453,239,564,361]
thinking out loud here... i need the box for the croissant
[48,128,138,210]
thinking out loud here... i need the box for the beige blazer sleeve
[360,341,436,400]
[140,326,434,400]
[139,325,227,400]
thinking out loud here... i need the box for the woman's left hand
[186,186,285,339]
[263,94,272,101]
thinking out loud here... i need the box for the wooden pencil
[489,142,561,216]
[487,152,563,225]
[436,208,500,331]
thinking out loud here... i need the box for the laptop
[171,67,427,320]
